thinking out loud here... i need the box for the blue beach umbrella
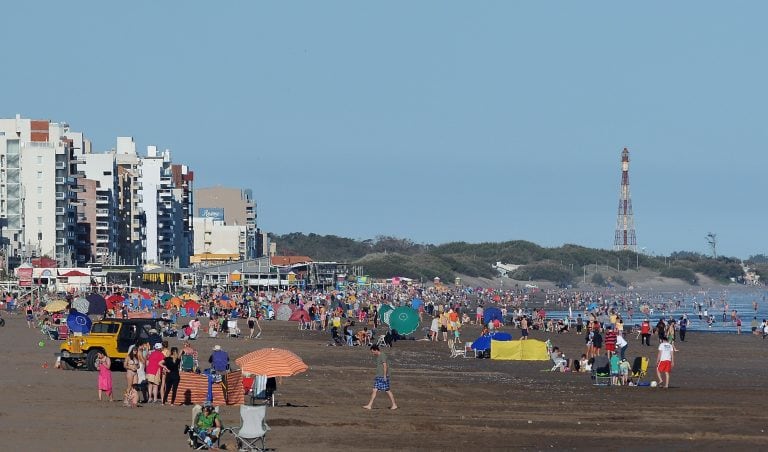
[471,332,513,351]
[411,298,423,310]
[483,307,503,325]
[66,311,92,334]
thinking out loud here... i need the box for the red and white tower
[614,147,637,251]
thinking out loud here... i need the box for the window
[37,202,42,210]
[36,171,42,180]
[37,217,42,226]
[37,155,43,164]
[103,171,112,176]
[37,186,42,194]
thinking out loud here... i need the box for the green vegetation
[269,232,747,285]
[660,266,699,285]
[591,273,606,286]
[509,262,574,287]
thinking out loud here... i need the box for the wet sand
[1,314,767,451]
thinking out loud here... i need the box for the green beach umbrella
[379,305,394,325]
[388,306,420,335]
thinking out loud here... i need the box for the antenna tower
[614,147,637,251]
[705,232,717,258]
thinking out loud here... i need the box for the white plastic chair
[463,342,477,358]
[227,319,240,337]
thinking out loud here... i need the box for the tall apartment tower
[0,115,82,265]
[613,147,637,252]
[115,137,145,265]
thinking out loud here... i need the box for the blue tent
[483,307,503,325]
[66,311,92,334]
[471,332,513,351]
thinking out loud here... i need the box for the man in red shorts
[656,336,674,388]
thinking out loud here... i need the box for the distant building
[0,115,83,266]
[114,137,145,265]
[195,186,259,258]
[192,217,245,264]
[493,262,522,277]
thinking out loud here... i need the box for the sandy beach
[1,311,767,451]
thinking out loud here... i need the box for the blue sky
[3,1,766,258]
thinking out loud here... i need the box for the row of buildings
[0,114,266,272]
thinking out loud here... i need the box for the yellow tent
[490,339,549,361]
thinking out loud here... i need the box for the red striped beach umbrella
[235,348,308,377]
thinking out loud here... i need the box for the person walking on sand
[96,351,113,402]
[363,345,397,410]
[656,336,674,388]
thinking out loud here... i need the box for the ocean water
[542,289,768,333]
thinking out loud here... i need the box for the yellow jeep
[58,318,163,370]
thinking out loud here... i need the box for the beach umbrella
[105,294,124,310]
[66,311,92,334]
[44,299,69,313]
[168,296,183,308]
[182,293,201,301]
[288,309,311,323]
[159,293,172,302]
[276,305,292,321]
[235,348,308,377]
[72,297,89,314]
[388,306,420,335]
[132,289,152,300]
[471,332,513,351]
[483,307,503,325]
[411,298,423,310]
[587,302,598,311]
[184,300,200,313]
[140,298,154,310]
[379,305,394,325]
[87,294,107,316]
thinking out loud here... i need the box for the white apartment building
[0,116,80,265]
[78,152,118,263]
[139,146,189,266]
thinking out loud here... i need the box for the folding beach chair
[463,342,477,358]
[248,374,267,405]
[41,324,56,340]
[57,325,69,341]
[181,353,197,373]
[591,356,611,386]
[449,342,463,358]
[222,404,270,452]
[227,319,241,337]
[630,356,649,384]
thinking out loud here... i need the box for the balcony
[55,177,66,184]
[55,192,66,200]
[55,237,67,246]
[55,207,66,215]
[55,223,65,231]
[55,162,66,170]
[96,196,109,204]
